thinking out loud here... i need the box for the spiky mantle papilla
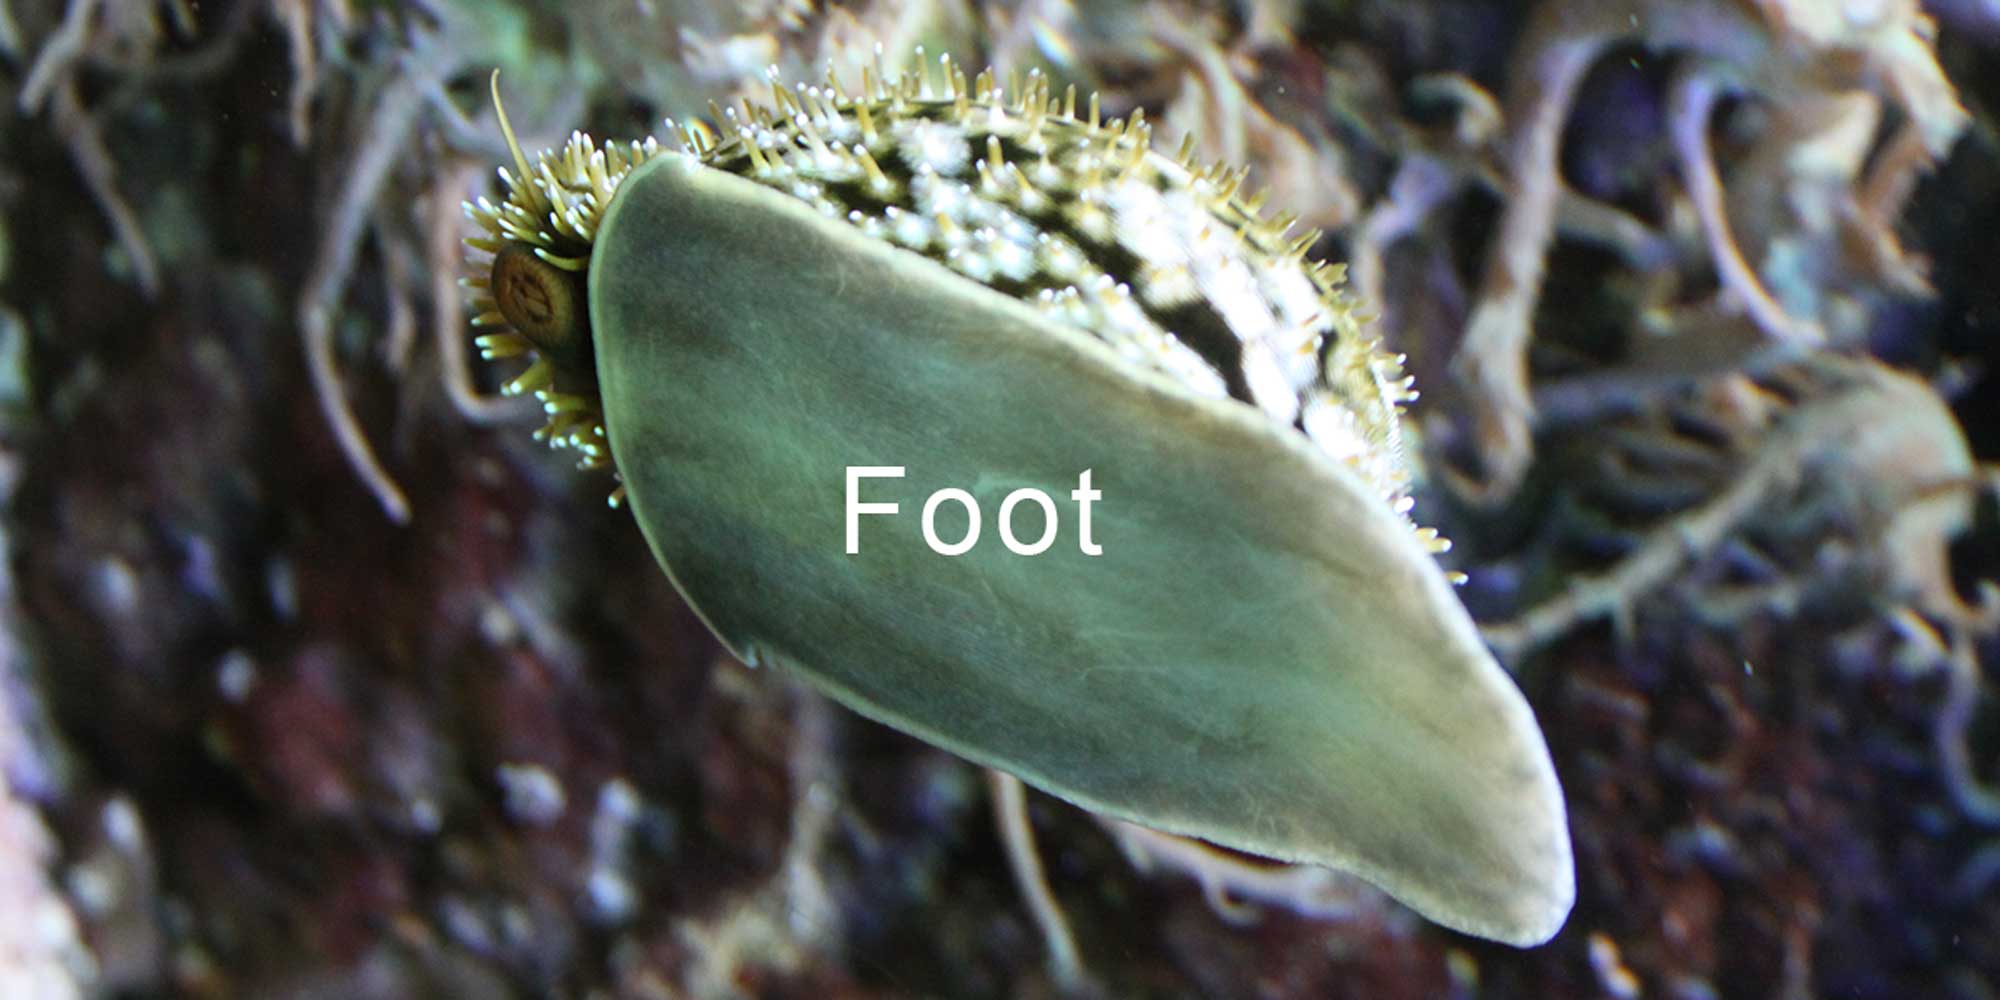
[464,53,1444,554]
